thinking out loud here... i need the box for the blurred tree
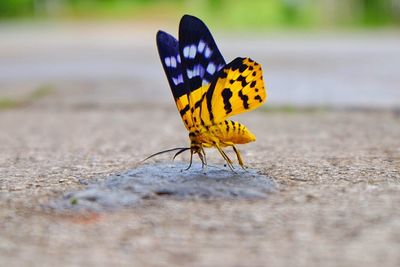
[0,0,398,27]
[33,0,65,16]
[358,0,396,25]
[0,0,33,17]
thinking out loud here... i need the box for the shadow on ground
[51,163,275,212]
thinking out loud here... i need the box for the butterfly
[145,14,267,170]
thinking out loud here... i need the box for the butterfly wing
[157,16,265,130]
[156,30,193,130]
[178,14,227,129]
[178,15,226,90]
[200,57,267,125]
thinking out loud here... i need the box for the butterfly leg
[200,146,208,173]
[197,150,208,174]
[198,150,205,168]
[185,150,194,170]
[231,145,245,169]
[201,146,207,165]
[221,142,245,169]
[215,145,235,171]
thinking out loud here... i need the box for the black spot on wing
[189,77,203,91]
[173,84,187,98]
[206,80,216,122]
[237,75,247,88]
[180,104,190,116]
[194,92,207,109]
[254,95,263,103]
[239,64,247,72]
[229,57,246,72]
[219,70,228,79]
[222,88,233,114]
[238,90,249,109]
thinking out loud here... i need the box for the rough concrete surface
[1,23,400,267]
[52,163,275,212]
[1,104,400,267]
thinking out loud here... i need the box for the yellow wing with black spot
[200,57,266,125]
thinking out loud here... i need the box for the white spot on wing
[164,57,171,67]
[198,40,206,53]
[172,74,183,85]
[193,66,198,77]
[183,46,190,58]
[204,47,212,58]
[177,55,181,63]
[199,65,205,77]
[206,63,216,74]
[189,44,196,59]
[170,57,177,68]
[187,69,193,79]
[202,79,209,86]
[193,64,204,78]
[217,64,225,71]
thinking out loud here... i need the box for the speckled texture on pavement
[1,102,400,267]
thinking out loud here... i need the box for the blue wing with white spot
[156,30,187,100]
[156,15,228,131]
[157,30,196,130]
[178,14,226,92]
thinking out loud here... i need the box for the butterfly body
[155,15,266,169]
[189,120,255,148]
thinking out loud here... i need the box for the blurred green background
[1,0,399,29]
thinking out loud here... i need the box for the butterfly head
[188,132,202,154]
[190,144,202,155]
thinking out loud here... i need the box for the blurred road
[0,22,399,108]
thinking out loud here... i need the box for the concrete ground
[1,22,400,266]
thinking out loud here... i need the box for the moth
[146,15,267,170]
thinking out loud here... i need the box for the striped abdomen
[214,120,255,144]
